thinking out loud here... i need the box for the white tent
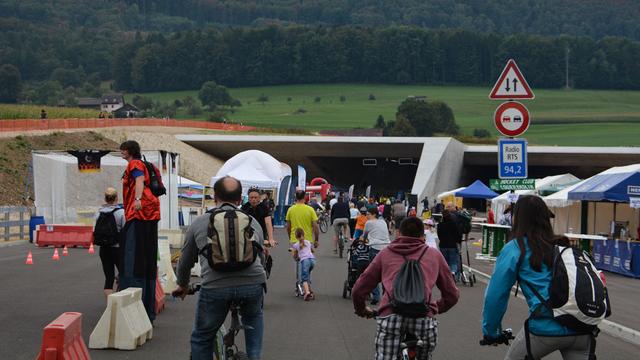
[211,150,291,192]
[437,187,466,200]
[491,174,580,221]
[33,151,180,230]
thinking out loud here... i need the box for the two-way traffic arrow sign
[489,59,535,100]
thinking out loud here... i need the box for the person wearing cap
[353,207,368,241]
[424,219,439,248]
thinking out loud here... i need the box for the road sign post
[494,101,530,137]
[489,59,535,100]
[498,138,528,179]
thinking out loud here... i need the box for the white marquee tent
[211,150,291,193]
[33,151,180,229]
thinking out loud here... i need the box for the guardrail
[0,118,256,132]
[0,206,33,242]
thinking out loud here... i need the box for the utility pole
[565,47,570,89]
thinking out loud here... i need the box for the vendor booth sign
[628,186,640,196]
[630,197,640,209]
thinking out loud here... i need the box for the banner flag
[297,165,307,191]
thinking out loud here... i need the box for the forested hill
[2,0,640,104]
[2,0,640,40]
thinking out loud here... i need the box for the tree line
[114,26,640,92]
[2,23,640,105]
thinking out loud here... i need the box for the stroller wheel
[342,280,349,299]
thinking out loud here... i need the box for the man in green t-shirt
[286,190,320,247]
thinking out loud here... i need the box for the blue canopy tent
[455,180,499,199]
[567,165,640,278]
[568,165,640,202]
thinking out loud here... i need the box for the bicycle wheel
[338,236,344,258]
[319,217,328,233]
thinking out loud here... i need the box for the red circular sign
[494,101,530,137]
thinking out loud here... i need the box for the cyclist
[362,207,389,305]
[330,195,351,254]
[173,176,266,360]
[352,217,459,360]
[242,188,277,248]
[482,196,597,359]
[286,190,320,247]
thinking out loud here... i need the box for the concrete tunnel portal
[176,135,640,206]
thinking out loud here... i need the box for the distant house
[407,95,427,102]
[76,98,102,109]
[101,94,125,113]
[113,103,140,118]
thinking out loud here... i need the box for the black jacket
[331,201,350,222]
[437,216,462,248]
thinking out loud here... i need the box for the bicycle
[337,222,349,258]
[362,310,427,360]
[185,284,252,360]
[318,210,330,233]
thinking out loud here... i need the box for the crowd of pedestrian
[93,158,608,360]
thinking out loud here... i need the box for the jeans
[191,284,264,360]
[440,247,460,277]
[369,248,381,302]
[300,258,315,283]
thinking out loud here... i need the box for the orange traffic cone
[88,243,95,254]
[63,245,69,256]
[25,251,33,265]
[52,248,60,261]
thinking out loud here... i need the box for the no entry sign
[494,101,530,137]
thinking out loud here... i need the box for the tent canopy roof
[437,187,466,200]
[455,180,498,199]
[211,150,291,189]
[568,164,640,202]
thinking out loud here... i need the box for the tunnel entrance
[309,156,418,196]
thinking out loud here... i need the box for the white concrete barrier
[158,238,178,294]
[89,288,153,350]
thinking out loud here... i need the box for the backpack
[199,207,259,272]
[391,247,430,318]
[517,241,611,333]
[141,156,166,197]
[93,208,121,247]
[456,210,472,234]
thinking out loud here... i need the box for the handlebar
[479,329,514,346]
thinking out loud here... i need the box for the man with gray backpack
[173,176,267,360]
[352,217,459,359]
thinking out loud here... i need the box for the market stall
[567,164,640,277]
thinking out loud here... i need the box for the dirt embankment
[0,132,118,205]
[0,127,224,205]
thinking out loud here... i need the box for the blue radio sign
[498,138,528,179]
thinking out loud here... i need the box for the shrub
[314,96,321,103]
[294,108,307,114]
[473,128,492,138]
[368,93,376,101]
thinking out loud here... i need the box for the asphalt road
[1,229,638,359]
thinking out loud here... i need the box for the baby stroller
[342,240,371,299]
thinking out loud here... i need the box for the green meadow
[139,83,640,146]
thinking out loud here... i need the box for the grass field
[138,84,640,146]
[0,104,98,119]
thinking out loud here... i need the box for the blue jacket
[482,237,575,337]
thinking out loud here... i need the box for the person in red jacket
[352,217,460,360]
[119,140,161,323]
